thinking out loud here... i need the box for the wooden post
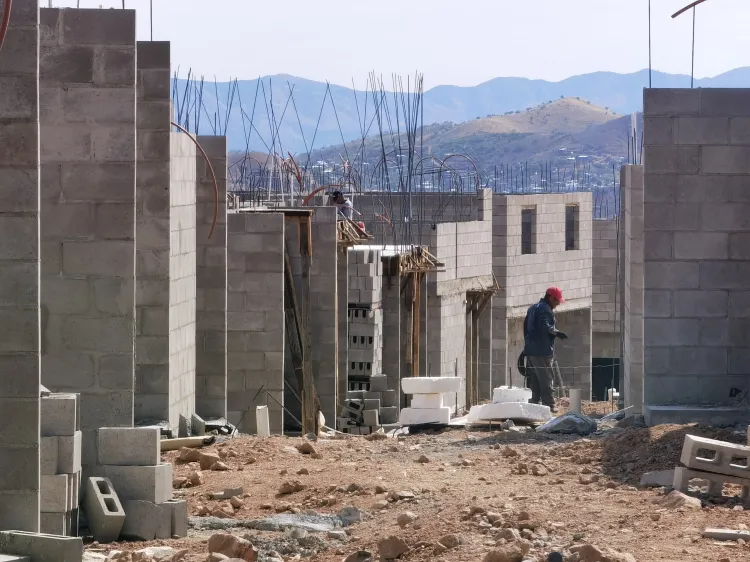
[411,272,422,377]
[299,217,319,435]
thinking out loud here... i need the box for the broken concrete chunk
[640,469,674,488]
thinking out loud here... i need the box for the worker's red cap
[546,286,565,303]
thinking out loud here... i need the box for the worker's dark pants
[527,355,556,408]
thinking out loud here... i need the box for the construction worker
[331,190,354,221]
[523,286,568,413]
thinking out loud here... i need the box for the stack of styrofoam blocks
[672,435,750,499]
[339,375,400,434]
[98,428,187,541]
[466,386,552,424]
[40,393,82,536]
[347,247,382,305]
[399,377,461,425]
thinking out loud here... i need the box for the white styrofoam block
[410,393,444,409]
[399,407,451,426]
[401,377,461,395]
[467,402,551,424]
[492,386,532,404]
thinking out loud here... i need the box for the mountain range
[173,67,750,154]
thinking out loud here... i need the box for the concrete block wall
[310,207,339,424]
[620,165,644,413]
[195,136,228,419]
[643,88,750,408]
[226,212,285,433]
[133,41,171,424]
[381,265,401,402]
[0,0,41,532]
[592,219,620,357]
[555,308,593,397]
[38,8,136,468]
[337,248,348,410]
[168,134,197,432]
[491,192,593,389]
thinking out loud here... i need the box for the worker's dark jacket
[523,298,557,357]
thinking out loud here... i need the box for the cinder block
[363,410,379,426]
[83,477,126,543]
[411,393,444,409]
[162,499,188,538]
[57,431,82,474]
[369,375,388,392]
[41,394,77,436]
[381,390,399,408]
[40,437,59,476]
[68,472,80,511]
[399,407,451,426]
[39,513,66,536]
[98,427,160,466]
[401,377,461,395]
[120,500,170,540]
[0,532,82,562]
[103,464,172,503]
[673,466,750,498]
[363,398,380,411]
[191,413,206,436]
[0,531,83,562]
[41,475,69,513]
[379,406,398,424]
[680,434,750,479]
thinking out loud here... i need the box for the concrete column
[620,165,644,413]
[134,41,171,424]
[310,208,338,424]
[39,8,137,468]
[555,308,593,399]
[226,212,285,433]
[381,267,401,404]
[195,136,227,419]
[168,133,197,433]
[337,248,348,411]
[643,88,750,424]
[0,0,41,532]
[478,298,493,399]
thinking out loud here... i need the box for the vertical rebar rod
[691,7,696,88]
[150,0,153,40]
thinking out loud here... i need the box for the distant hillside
[305,98,640,177]
[177,67,750,153]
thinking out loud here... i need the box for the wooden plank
[283,249,305,396]
[411,272,422,378]
[299,218,319,435]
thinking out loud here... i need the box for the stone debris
[377,536,410,560]
[211,461,231,471]
[658,490,702,510]
[189,471,204,486]
[416,454,430,463]
[438,534,461,549]
[296,442,317,455]
[200,453,222,470]
[396,511,416,528]
[207,533,258,562]
[639,470,674,488]
[278,480,306,495]
[343,551,373,562]
[179,447,201,463]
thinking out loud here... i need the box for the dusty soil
[94,410,750,562]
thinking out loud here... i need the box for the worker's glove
[556,331,568,340]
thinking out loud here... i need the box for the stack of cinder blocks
[338,375,400,434]
[40,394,82,536]
[348,248,382,305]
[673,434,750,499]
[347,307,383,387]
[98,428,187,540]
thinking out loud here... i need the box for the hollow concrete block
[120,500,170,540]
[57,431,82,474]
[103,463,172,503]
[40,394,77,437]
[162,499,188,538]
[39,512,66,536]
[680,434,750,479]
[40,437,58,475]
[83,477,125,543]
[0,531,83,562]
[98,427,160,466]
[41,474,69,513]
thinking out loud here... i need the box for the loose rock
[343,551,372,562]
[179,447,201,463]
[438,534,461,549]
[659,490,702,510]
[189,471,204,486]
[296,442,317,455]
[199,453,222,470]
[396,512,416,528]
[278,480,306,495]
[417,454,430,464]
[211,461,231,472]
[377,536,409,560]
[207,533,258,562]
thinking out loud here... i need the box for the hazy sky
[51,0,750,89]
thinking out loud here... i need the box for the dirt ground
[94,407,750,562]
